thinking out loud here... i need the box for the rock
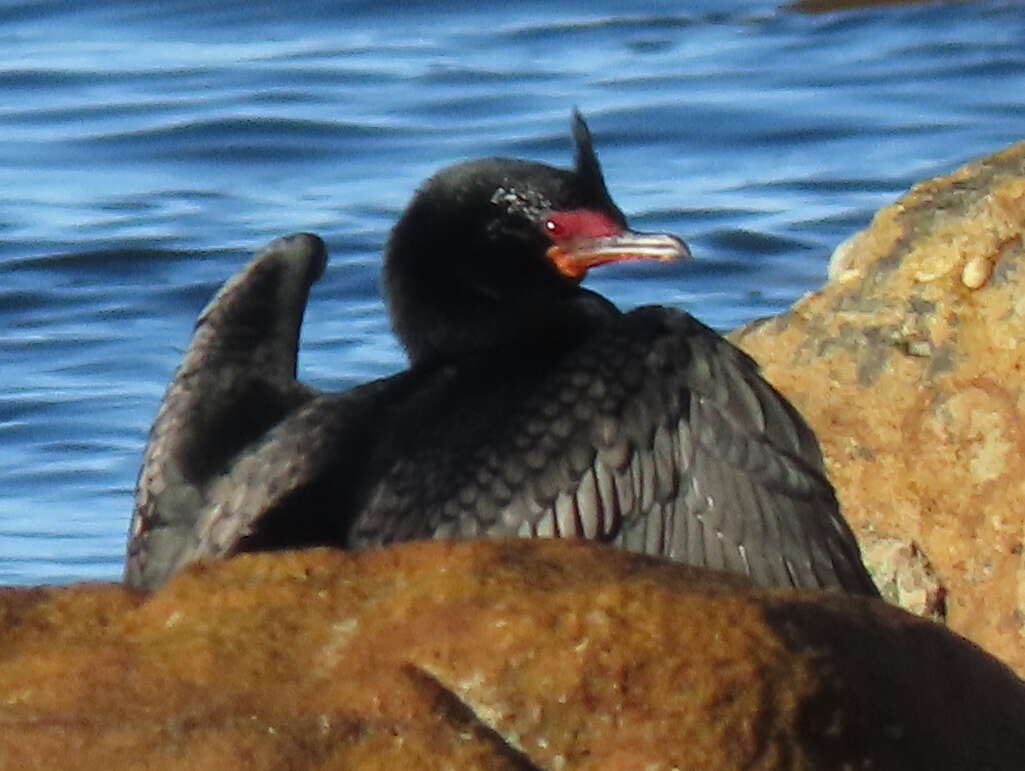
[0,541,1023,769]
[730,139,1025,679]
[859,535,946,622]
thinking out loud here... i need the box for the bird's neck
[389,282,619,367]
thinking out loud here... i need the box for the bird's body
[125,114,877,596]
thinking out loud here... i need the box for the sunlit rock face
[731,139,1025,679]
[1,540,1024,770]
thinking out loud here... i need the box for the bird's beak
[547,230,691,279]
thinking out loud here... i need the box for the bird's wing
[610,308,876,595]
[124,233,327,590]
[354,306,877,596]
[190,374,415,558]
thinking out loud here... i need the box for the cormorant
[124,112,878,597]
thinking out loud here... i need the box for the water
[1,0,1023,584]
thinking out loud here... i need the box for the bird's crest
[571,109,614,207]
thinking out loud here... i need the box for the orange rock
[0,541,1022,769]
[730,139,1025,678]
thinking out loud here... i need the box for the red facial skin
[543,209,688,279]
[543,209,625,279]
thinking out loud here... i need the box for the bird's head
[384,111,690,364]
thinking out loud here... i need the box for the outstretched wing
[124,233,328,590]
[189,373,416,559]
[353,307,877,596]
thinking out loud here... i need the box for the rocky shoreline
[3,140,1025,768]
[2,541,1023,769]
[731,138,1025,678]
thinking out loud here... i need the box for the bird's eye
[543,210,622,242]
[543,217,565,237]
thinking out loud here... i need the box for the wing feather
[366,306,879,596]
[124,234,328,590]
[343,305,876,596]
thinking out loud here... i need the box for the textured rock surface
[731,139,1025,678]
[1,541,1024,770]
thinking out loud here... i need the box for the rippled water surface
[2,0,1023,584]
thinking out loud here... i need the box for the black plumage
[124,113,878,596]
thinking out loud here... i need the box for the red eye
[542,210,622,241]
[543,217,565,237]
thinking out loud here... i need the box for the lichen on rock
[1,541,1023,769]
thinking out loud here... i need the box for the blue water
[1,0,1023,584]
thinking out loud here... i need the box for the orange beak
[547,230,691,279]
